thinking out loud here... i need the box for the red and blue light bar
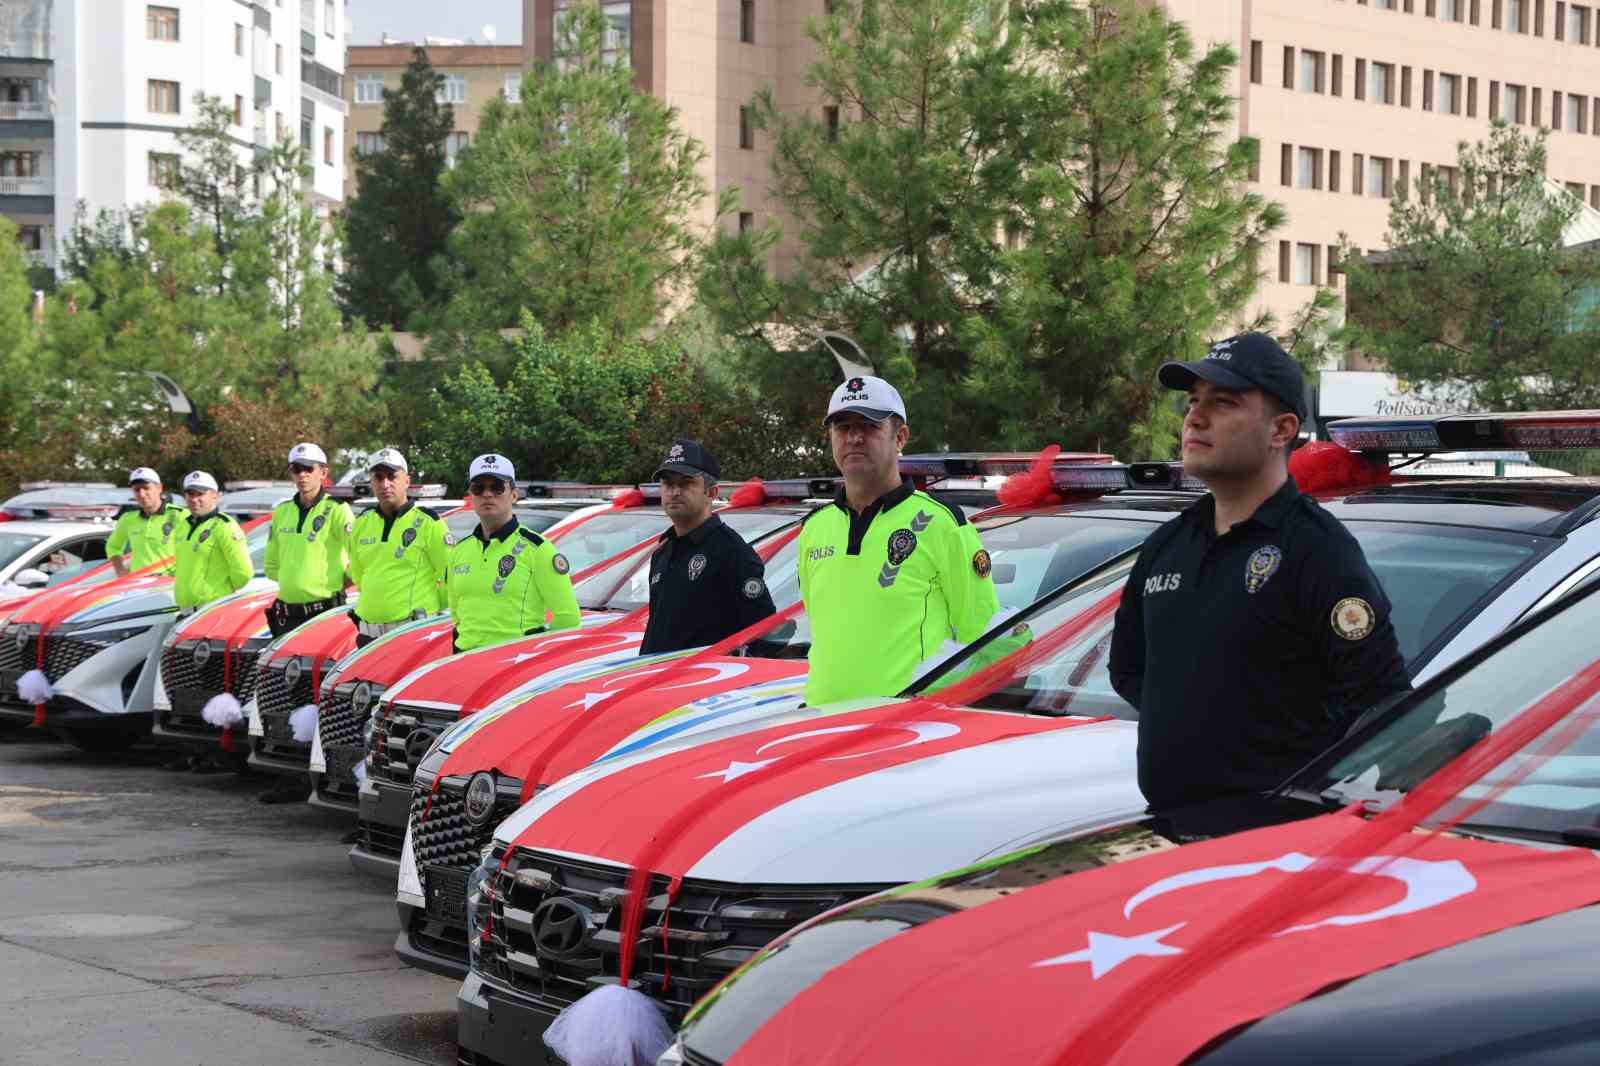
[1326,411,1600,453]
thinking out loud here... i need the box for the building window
[1331,54,1343,96]
[1440,0,1462,18]
[1294,243,1319,285]
[739,211,754,234]
[355,131,385,155]
[355,73,384,104]
[1300,50,1325,93]
[740,0,755,43]
[1250,40,1262,84]
[300,115,312,150]
[1507,0,1526,31]
[555,1,633,66]
[148,151,181,189]
[1297,146,1323,189]
[276,44,284,75]
[0,150,40,177]
[1330,149,1342,192]
[1571,93,1589,133]
[1438,73,1460,114]
[324,126,333,164]
[740,105,754,149]
[325,0,335,36]
[1375,0,1397,9]
[823,105,841,141]
[437,75,467,105]
[1282,46,1294,90]
[1278,240,1291,283]
[235,23,245,55]
[1568,180,1587,199]
[276,111,286,140]
[147,79,180,115]
[1572,3,1592,40]
[445,131,470,164]
[1401,65,1413,107]
[1503,82,1525,123]
[147,5,179,41]
[234,95,244,126]
[504,73,522,103]
[17,225,42,252]
[1468,76,1479,116]
[1368,155,1393,198]
[1370,62,1394,104]
[1280,143,1293,186]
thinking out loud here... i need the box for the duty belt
[355,618,413,639]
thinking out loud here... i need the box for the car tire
[54,726,143,753]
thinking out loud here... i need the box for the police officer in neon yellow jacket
[107,467,186,577]
[262,441,354,638]
[173,471,253,610]
[348,448,451,648]
[447,453,581,653]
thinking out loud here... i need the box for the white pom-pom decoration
[200,693,244,728]
[352,760,367,786]
[289,704,318,743]
[17,669,52,705]
[542,985,674,1066]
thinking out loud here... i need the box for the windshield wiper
[1273,786,1351,811]
[1444,822,1588,848]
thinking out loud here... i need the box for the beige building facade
[343,43,524,201]
[522,0,1600,340]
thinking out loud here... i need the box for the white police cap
[182,470,219,493]
[368,448,408,473]
[128,467,161,486]
[825,375,907,425]
[469,453,516,482]
[288,441,328,466]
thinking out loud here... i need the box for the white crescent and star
[696,721,963,784]
[1032,851,1479,981]
[565,662,752,711]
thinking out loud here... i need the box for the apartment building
[0,0,347,274]
[344,42,524,202]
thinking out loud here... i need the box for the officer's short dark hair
[1262,393,1304,452]
[700,472,717,492]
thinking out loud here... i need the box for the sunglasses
[469,478,509,496]
[289,463,318,475]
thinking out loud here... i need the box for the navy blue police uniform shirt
[639,513,777,655]
[1108,477,1411,811]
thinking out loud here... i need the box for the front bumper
[394,899,469,980]
[307,770,359,814]
[457,970,564,1066]
[247,739,310,776]
[355,777,411,859]
[0,698,151,732]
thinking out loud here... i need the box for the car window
[974,514,1152,610]
[516,507,575,534]
[580,512,803,612]
[246,524,272,573]
[1301,581,1600,837]
[0,531,46,571]
[547,511,668,575]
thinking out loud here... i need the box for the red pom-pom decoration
[611,488,646,509]
[997,445,1065,510]
[725,478,768,508]
[1290,440,1393,494]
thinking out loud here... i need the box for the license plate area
[171,688,212,720]
[424,865,469,923]
[325,743,362,783]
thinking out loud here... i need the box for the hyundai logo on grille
[284,658,303,688]
[351,680,373,715]
[193,641,212,667]
[464,772,496,825]
[14,628,29,653]
[404,728,438,766]
[531,897,591,959]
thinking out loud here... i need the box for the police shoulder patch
[972,549,992,578]
[552,553,570,575]
[1332,597,1375,641]
[743,578,764,599]
[444,533,456,546]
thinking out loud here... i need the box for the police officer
[1108,332,1411,813]
[107,467,186,577]
[639,440,775,655]
[348,448,451,649]
[447,454,581,653]
[797,376,999,706]
[173,471,254,612]
[262,442,354,638]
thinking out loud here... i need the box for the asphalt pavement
[0,727,458,1065]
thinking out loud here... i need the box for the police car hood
[379,610,633,713]
[423,654,811,786]
[260,602,360,665]
[12,573,179,633]
[492,706,1142,885]
[169,586,279,645]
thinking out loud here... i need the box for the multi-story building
[0,0,347,274]
[521,1,1600,336]
[344,42,524,202]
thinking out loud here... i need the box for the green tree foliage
[434,0,714,341]
[1338,123,1600,410]
[176,94,256,286]
[701,0,1280,457]
[339,47,460,329]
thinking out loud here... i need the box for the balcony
[0,100,48,120]
[0,175,51,196]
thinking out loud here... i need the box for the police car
[344,479,847,881]
[0,518,274,750]
[451,412,1600,1061]
[0,481,165,593]
[662,518,1600,1066]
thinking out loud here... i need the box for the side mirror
[13,568,48,589]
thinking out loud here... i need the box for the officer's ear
[891,415,910,452]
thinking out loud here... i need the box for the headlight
[465,858,495,970]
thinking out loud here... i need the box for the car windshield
[545,510,668,575]
[914,521,1546,720]
[517,507,578,534]
[1295,581,1600,837]
[573,510,802,611]
[445,510,482,540]
[0,531,46,570]
[246,525,271,574]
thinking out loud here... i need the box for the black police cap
[1157,332,1307,423]
[653,439,721,481]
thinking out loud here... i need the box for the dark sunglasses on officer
[469,477,509,496]
[289,462,318,475]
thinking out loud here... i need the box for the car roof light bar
[898,452,1115,479]
[519,481,631,500]
[1326,411,1600,453]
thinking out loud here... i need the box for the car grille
[159,641,261,736]
[476,851,883,1023]
[0,629,26,673]
[410,779,520,873]
[314,687,364,804]
[38,636,103,682]
[358,817,406,860]
[371,701,458,786]
[253,659,316,763]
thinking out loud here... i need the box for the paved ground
[0,727,458,1066]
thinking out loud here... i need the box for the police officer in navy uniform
[1108,332,1411,813]
[639,440,775,655]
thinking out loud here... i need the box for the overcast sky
[346,0,523,46]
